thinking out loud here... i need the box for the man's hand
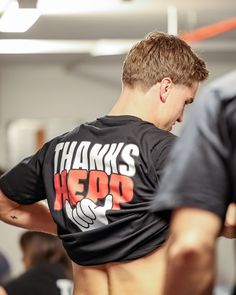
[65,194,113,232]
[221,203,236,239]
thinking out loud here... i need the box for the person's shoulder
[198,71,236,108]
[4,267,48,294]
[138,124,177,157]
[3,271,29,292]
[193,72,236,130]
[44,125,81,148]
[134,119,176,138]
[56,126,80,141]
[209,70,236,99]
[146,126,177,144]
[35,262,67,277]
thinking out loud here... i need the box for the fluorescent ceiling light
[0,40,92,54]
[0,39,138,54]
[0,0,41,32]
[0,39,235,55]
[91,40,134,56]
[37,0,134,15]
[0,0,11,11]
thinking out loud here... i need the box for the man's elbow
[164,235,216,295]
[167,234,215,268]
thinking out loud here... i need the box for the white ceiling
[0,0,236,64]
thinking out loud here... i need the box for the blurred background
[0,0,235,293]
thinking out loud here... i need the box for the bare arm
[0,287,7,295]
[0,190,57,235]
[221,203,236,238]
[163,208,222,295]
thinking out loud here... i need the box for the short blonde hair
[122,32,208,89]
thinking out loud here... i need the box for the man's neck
[108,87,156,124]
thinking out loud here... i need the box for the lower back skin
[72,243,167,295]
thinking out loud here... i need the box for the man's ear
[160,77,173,103]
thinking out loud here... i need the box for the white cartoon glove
[65,194,113,232]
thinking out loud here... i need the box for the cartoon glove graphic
[65,194,113,232]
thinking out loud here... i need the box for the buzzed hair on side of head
[122,32,209,90]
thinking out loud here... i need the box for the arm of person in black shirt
[0,286,7,295]
[163,207,222,295]
[162,203,235,295]
[153,84,236,295]
[221,202,236,238]
[0,190,57,235]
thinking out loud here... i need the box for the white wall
[0,61,235,285]
[0,62,121,168]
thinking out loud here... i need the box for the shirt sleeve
[0,143,50,205]
[152,88,232,219]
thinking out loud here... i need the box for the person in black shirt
[0,231,72,295]
[152,70,236,295]
[0,32,209,295]
[0,252,11,286]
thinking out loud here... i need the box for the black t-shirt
[0,115,176,265]
[4,263,72,295]
[152,71,236,218]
